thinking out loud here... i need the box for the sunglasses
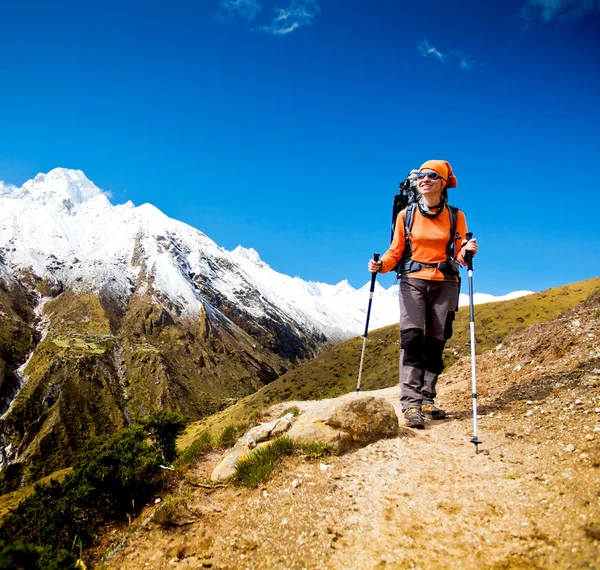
[417,171,445,181]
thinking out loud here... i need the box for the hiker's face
[417,169,444,197]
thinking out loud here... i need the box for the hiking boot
[422,403,447,420]
[403,407,425,429]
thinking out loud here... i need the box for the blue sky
[1,0,599,295]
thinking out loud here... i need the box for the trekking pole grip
[464,233,474,271]
[370,253,380,291]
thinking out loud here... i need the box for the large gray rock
[210,396,400,482]
[287,395,399,454]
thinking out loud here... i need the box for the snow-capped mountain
[0,168,392,342]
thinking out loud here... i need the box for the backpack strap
[446,205,459,258]
[392,203,417,276]
[403,202,417,262]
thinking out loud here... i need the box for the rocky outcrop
[210,396,399,481]
[287,395,399,453]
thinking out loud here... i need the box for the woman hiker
[368,160,478,428]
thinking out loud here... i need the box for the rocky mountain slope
[0,168,400,488]
[101,289,600,570]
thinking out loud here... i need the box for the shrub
[232,437,294,489]
[0,426,163,554]
[152,496,184,527]
[144,410,187,463]
[0,540,77,569]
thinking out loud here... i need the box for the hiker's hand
[368,259,383,273]
[462,238,478,256]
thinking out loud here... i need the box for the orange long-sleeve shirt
[379,205,468,281]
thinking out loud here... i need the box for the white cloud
[521,0,600,22]
[0,181,17,196]
[257,0,320,35]
[451,51,475,71]
[417,39,477,71]
[417,39,446,62]
[217,0,263,22]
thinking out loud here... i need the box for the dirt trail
[104,298,600,570]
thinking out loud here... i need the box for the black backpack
[391,171,459,278]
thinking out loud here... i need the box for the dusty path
[104,382,600,570]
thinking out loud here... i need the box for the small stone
[263,490,268,498]
[595,408,600,413]
[580,453,589,459]
[525,410,533,416]
[320,463,330,471]
[584,523,600,541]
[594,427,600,433]
[586,434,594,440]
[565,444,575,452]
[155,498,162,504]
[514,365,522,372]
[526,400,534,405]
[292,478,301,488]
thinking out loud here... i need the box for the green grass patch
[294,440,333,459]
[176,431,212,468]
[152,495,185,527]
[233,437,294,488]
[280,406,301,418]
[216,422,250,449]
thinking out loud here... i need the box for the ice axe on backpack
[465,232,482,453]
[356,253,380,393]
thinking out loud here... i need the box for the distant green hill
[181,276,600,446]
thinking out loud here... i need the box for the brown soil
[98,296,600,570]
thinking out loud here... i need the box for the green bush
[233,437,294,489]
[0,426,163,553]
[0,540,76,570]
[144,410,187,463]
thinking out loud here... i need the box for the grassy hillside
[180,275,600,446]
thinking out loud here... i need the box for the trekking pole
[465,233,482,453]
[356,253,380,393]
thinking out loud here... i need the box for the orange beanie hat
[419,160,457,189]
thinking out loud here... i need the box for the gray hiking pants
[399,277,459,410]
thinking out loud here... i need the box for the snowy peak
[8,168,105,210]
[231,246,266,266]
